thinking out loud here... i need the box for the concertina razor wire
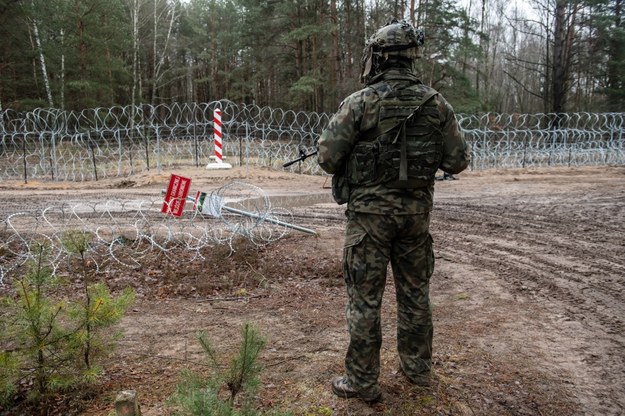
[1,102,624,286]
[0,181,306,286]
[0,101,624,181]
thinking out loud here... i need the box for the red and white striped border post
[206,106,231,169]
[213,108,223,163]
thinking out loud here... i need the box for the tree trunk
[30,0,53,107]
[551,0,578,115]
[330,0,339,104]
[607,0,623,109]
[130,0,139,129]
[60,28,65,110]
[152,0,157,104]
[76,1,87,81]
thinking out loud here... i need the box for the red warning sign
[162,174,191,217]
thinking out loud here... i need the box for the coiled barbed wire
[457,112,625,169]
[0,181,308,287]
[1,103,623,182]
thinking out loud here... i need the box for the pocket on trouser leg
[343,230,366,285]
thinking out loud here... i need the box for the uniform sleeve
[317,95,361,175]
[438,98,470,174]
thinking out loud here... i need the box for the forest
[0,0,623,115]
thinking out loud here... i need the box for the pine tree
[171,322,291,416]
[0,235,134,412]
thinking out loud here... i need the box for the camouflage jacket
[317,68,470,215]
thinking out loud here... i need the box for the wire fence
[2,103,624,287]
[462,112,625,169]
[0,181,313,286]
[1,101,623,182]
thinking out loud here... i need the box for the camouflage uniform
[318,21,469,399]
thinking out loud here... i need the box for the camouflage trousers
[342,210,434,390]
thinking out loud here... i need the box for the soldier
[317,19,470,403]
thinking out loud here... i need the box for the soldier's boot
[331,376,382,403]
[398,365,431,386]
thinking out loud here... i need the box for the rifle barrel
[283,158,301,168]
[282,150,318,168]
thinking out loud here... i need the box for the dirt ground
[1,164,624,415]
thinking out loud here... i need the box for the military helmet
[367,18,424,56]
[360,18,425,83]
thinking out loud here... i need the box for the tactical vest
[346,82,444,189]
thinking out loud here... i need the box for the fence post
[567,134,572,167]
[22,133,28,184]
[206,106,232,170]
[262,123,267,168]
[49,132,57,181]
[156,126,161,174]
[88,131,99,181]
[213,107,223,162]
[143,107,150,171]
[194,107,199,167]
[239,132,243,167]
[128,127,134,175]
[616,128,622,164]
[522,133,527,169]
[245,122,250,176]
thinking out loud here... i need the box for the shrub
[0,234,134,412]
[171,323,291,416]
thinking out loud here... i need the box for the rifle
[282,146,318,168]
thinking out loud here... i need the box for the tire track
[430,190,625,414]
[433,201,624,331]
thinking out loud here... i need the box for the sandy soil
[1,165,624,415]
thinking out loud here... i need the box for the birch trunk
[133,0,139,107]
[60,28,65,110]
[30,0,54,107]
[130,0,139,130]
[151,0,177,105]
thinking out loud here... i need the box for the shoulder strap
[407,89,438,122]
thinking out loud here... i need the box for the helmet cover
[360,18,425,83]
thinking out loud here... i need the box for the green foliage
[0,343,19,406]
[290,75,324,95]
[304,406,333,416]
[281,24,326,43]
[589,0,625,111]
[224,323,265,403]
[439,69,483,114]
[61,230,135,375]
[66,283,135,378]
[62,229,93,255]
[0,243,76,405]
[0,0,131,109]
[11,99,50,112]
[1,0,618,112]
[0,236,134,411]
[171,323,291,416]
